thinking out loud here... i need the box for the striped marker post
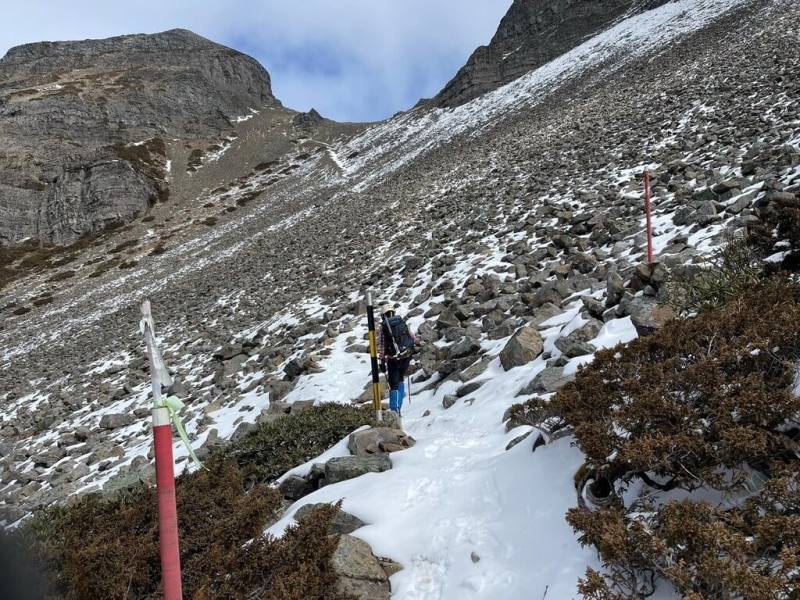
[140,300,183,600]
[644,170,654,266]
[365,291,383,423]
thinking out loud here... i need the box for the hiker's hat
[380,303,395,315]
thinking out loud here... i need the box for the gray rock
[689,201,718,226]
[727,193,755,214]
[324,455,392,485]
[522,367,575,394]
[627,296,676,336]
[499,327,544,371]
[290,399,315,413]
[459,357,491,381]
[0,29,277,244]
[606,271,625,307]
[581,296,605,319]
[554,336,595,358]
[448,336,481,359]
[456,381,484,397]
[279,475,314,501]
[331,534,391,600]
[283,359,306,379]
[505,430,532,451]
[347,427,415,457]
[571,252,598,274]
[570,318,604,342]
[442,394,458,409]
[98,413,132,430]
[430,0,669,108]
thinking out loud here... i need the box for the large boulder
[521,367,575,394]
[324,455,392,485]
[448,336,481,360]
[569,318,604,342]
[331,535,392,600]
[554,336,595,358]
[347,428,416,457]
[627,296,675,336]
[98,413,133,430]
[689,201,718,226]
[278,475,314,501]
[499,327,544,371]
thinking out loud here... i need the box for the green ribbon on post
[141,299,204,470]
[159,395,204,469]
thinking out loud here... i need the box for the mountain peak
[431,0,669,108]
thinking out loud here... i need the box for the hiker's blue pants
[387,358,410,413]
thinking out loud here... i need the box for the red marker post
[643,170,654,266]
[141,299,183,600]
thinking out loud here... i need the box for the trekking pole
[140,299,183,600]
[407,374,412,405]
[365,291,383,423]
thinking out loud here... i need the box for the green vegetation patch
[227,403,376,484]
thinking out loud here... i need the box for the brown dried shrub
[522,280,800,598]
[22,458,350,600]
[22,405,376,599]
[47,269,76,282]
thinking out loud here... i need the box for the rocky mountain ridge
[431,0,669,107]
[0,28,278,245]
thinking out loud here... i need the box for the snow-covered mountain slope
[1,0,799,596]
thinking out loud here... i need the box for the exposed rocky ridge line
[0,29,278,244]
[431,0,669,108]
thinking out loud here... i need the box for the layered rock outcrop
[0,29,277,244]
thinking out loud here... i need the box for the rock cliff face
[0,29,277,244]
[431,0,668,108]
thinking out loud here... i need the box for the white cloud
[0,0,512,121]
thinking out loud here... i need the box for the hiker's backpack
[385,315,416,355]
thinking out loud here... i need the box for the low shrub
[32,295,54,307]
[47,270,76,282]
[110,239,139,254]
[187,149,204,172]
[227,403,376,484]
[667,236,763,315]
[19,252,52,269]
[519,280,800,598]
[24,459,282,599]
[19,404,374,598]
[195,503,349,600]
[749,194,800,264]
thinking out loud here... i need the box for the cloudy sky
[0,0,512,122]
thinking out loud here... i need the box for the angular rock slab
[331,534,392,600]
[324,455,392,485]
[348,427,416,457]
[499,326,544,371]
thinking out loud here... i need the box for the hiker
[378,303,416,415]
